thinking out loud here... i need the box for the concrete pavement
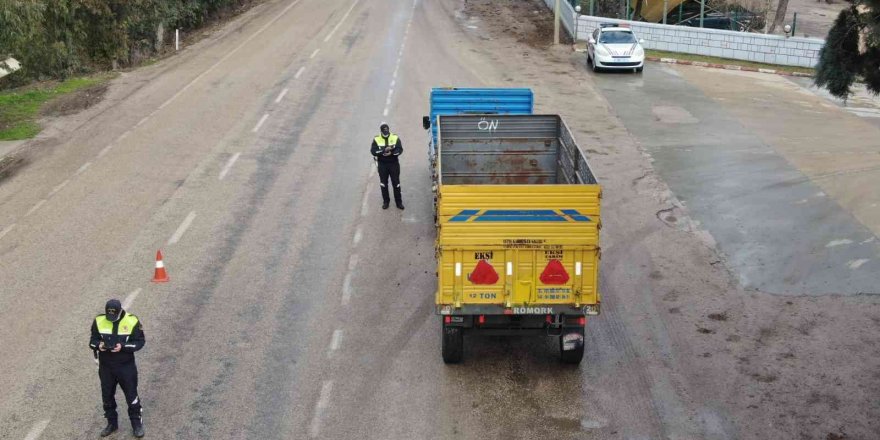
[589,64,880,295]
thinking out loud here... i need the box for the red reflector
[503,309,513,315]
[469,260,499,285]
[545,315,553,324]
[444,316,452,324]
[540,259,570,285]
[478,315,486,325]
[578,316,586,326]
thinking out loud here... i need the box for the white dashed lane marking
[352,225,363,245]
[329,329,343,352]
[122,288,142,310]
[308,381,334,437]
[168,211,197,245]
[826,239,854,248]
[274,88,289,103]
[252,113,270,132]
[23,420,50,440]
[219,152,242,180]
[341,272,353,306]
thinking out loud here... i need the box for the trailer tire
[559,328,585,364]
[442,325,464,364]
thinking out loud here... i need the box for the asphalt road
[1,1,879,439]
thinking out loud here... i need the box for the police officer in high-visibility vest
[89,299,146,438]
[370,123,404,210]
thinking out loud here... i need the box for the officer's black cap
[105,299,122,321]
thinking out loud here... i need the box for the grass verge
[645,49,815,75]
[0,74,113,141]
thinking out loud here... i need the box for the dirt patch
[41,82,109,117]
[463,0,572,48]
[708,312,728,321]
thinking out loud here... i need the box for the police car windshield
[599,31,636,44]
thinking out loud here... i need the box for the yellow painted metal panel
[438,184,601,218]
[435,184,601,309]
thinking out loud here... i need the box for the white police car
[587,24,645,73]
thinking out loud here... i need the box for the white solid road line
[97,143,115,158]
[219,152,242,180]
[252,113,270,132]
[308,381,334,438]
[348,254,359,271]
[157,0,307,112]
[23,419,50,440]
[329,329,343,352]
[0,224,15,241]
[74,162,92,176]
[168,211,197,245]
[24,200,47,217]
[341,272,353,305]
[122,288,142,310]
[48,179,70,197]
[310,49,320,59]
[323,0,361,43]
[274,88,289,103]
[295,66,306,79]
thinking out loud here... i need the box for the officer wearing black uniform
[89,299,146,438]
[371,123,404,210]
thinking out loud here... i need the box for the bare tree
[768,0,790,33]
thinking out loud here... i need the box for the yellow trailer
[426,114,601,364]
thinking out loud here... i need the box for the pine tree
[815,0,880,100]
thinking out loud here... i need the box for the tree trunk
[633,0,644,20]
[768,0,790,33]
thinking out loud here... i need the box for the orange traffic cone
[152,250,169,283]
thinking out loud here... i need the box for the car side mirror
[588,37,596,44]
[639,39,645,44]
[422,116,431,130]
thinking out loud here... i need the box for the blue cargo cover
[428,88,533,147]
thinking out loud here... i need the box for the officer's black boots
[99,422,117,437]
[396,202,405,210]
[382,201,390,210]
[132,419,145,438]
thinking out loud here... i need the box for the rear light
[469,260,499,285]
[478,315,486,325]
[540,259,570,285]
[578,316,586,326]
[444,316,452,324]
[546,315,553,324]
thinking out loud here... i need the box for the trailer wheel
[559,327,585,364]
[442,324,464,364]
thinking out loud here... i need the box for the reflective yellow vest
[95,313,139,340]
[374,134,399,148]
